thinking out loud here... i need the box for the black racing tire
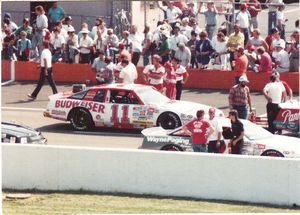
[69,108,94,131]
[157,112,181,129]
[261,149,284,157]
[161,144,183,151]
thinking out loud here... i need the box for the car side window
[110,90,140,104]
[93,90,106,103]
[69,90,88,100]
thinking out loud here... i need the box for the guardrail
[1,60,299,92]
[2,144,300,206]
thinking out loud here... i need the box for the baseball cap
[209,107,216,113]
[67,26,75,32]
[81,28,89,34]
[23,18,30,23]
[275,42,284,48]
[64,16,72,22]
[239,75,249,83]
[240,3,248,10]
[4,12,11,19]
[173,22,181,30]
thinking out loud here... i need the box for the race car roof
[89,84,151,91]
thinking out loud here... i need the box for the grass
[2,191,300,214]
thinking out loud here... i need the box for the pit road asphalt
[1,82,299,148]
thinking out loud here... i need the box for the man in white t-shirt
[79,28,93,64]
[263,73,286,133]
[28,41,58,100]
[236,4,251,46]
[51,27,65,62]
[273,43,289,73]
[129,25,144,66]
[207,107,224,153]
[158,1,182,28]
[143,54,165,92]
[170,24,188,56]
[118,58,137,84]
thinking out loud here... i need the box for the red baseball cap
[164,62,172,69]
[240,4,248,9]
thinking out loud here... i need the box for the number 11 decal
[111,105,129,124]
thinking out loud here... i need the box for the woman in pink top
[256,46,272,73]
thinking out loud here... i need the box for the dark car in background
[1,121,47,145]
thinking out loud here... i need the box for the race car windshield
[242,120,273,140]
[136,88,170,105]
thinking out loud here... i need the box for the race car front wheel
[157,112,181,129]
[161,144,183,151]
[70,108,94,131]
[261,150,284,157]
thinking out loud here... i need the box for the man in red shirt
[234,47,248,84]
[183,109,215,152]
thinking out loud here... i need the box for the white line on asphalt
[2,107,45,112]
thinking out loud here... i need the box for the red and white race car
[44,84,224,130]
[254,100,300,134]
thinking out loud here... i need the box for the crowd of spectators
[1,1,299,88]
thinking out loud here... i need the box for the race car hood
[141,126,169,137]
[160,100,224,118]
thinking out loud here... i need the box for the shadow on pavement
[37,123,142,137]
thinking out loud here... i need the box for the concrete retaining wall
[2,144,300,206]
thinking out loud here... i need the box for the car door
[104,89,155,129]
[83,88,107,127]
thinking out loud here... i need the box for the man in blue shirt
[48,1,66,30]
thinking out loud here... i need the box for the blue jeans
[192,144,207,152]
[206,25,216,40]
[268,11,277,34]
[233,105,248,120]
[241,28,249,47]
[143,52,151,66]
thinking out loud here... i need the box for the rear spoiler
[48,91,73,100]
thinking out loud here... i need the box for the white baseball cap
[239,75,249,83]
[67,26,75,32]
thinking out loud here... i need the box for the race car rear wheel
[161,144,183,151]
[157,112,181,129]
[70,108,94,131]
[261,150,284,157]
